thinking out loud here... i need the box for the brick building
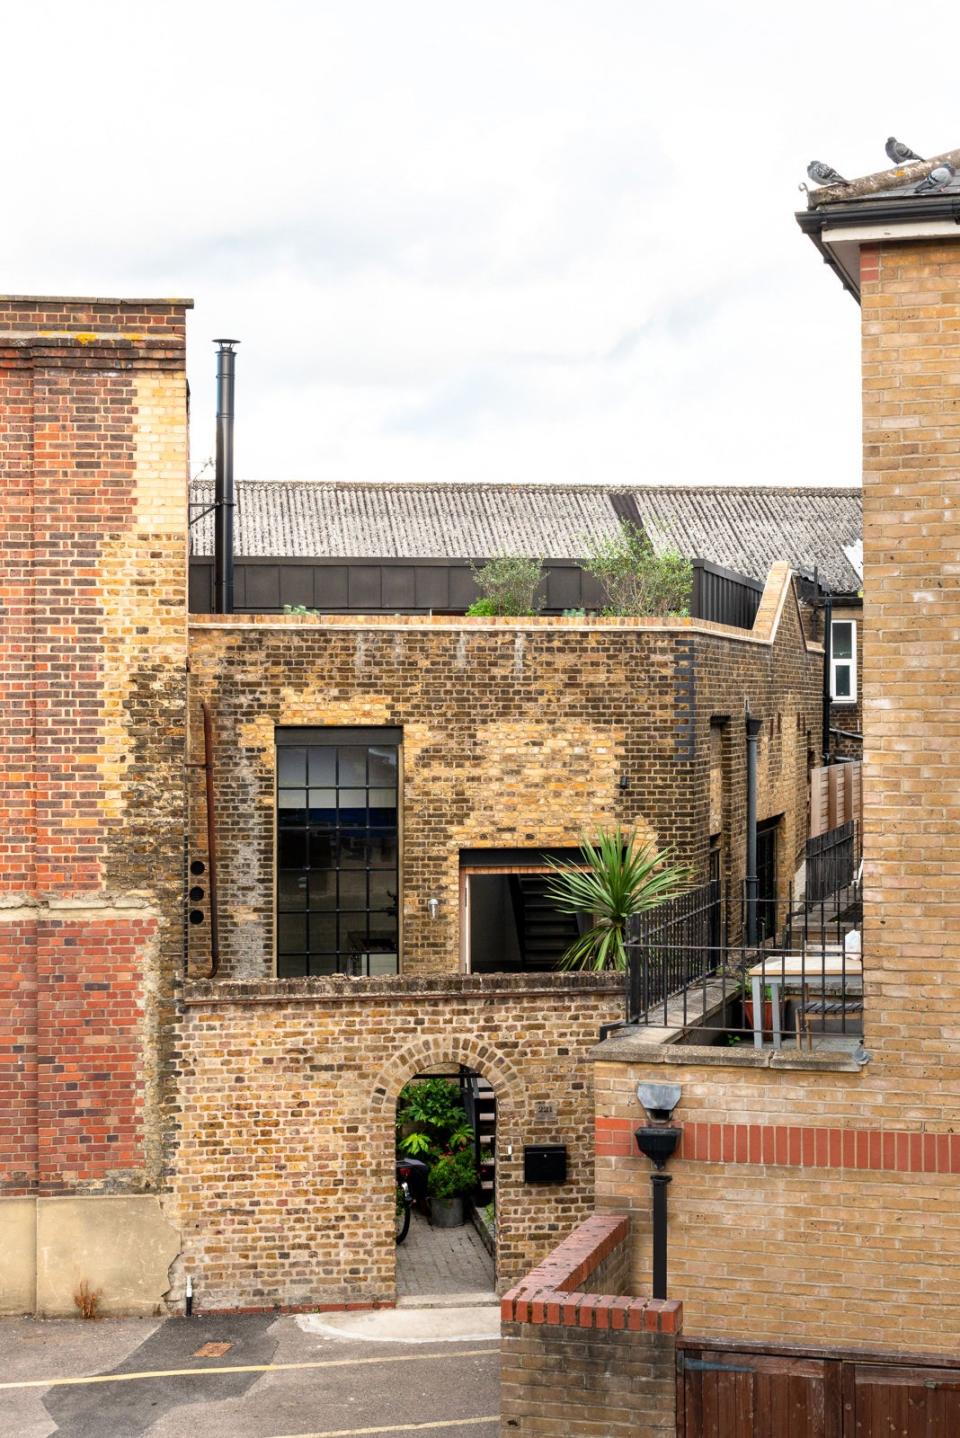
[0,292,825,1318]
[498,148,960,1434]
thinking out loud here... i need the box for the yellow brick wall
[589,240,960,1356]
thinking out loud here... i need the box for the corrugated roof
[189,481,863,592]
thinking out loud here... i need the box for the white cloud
[4,0,955,486]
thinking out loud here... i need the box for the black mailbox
[523,1144,567,1183]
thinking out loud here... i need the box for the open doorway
[459,848,585,972]
[394,1068,496,1301]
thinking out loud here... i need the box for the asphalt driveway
[0,1309,500,1438]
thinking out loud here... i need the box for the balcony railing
[625,865,863,1051]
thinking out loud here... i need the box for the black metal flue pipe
[213,339,239,615]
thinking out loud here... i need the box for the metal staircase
[508,874,581,969]
[461,1070,496,1200]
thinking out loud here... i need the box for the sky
[5,1,958,487]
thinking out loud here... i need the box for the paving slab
[395,1213,495,1299]
[297,1305,500,1344]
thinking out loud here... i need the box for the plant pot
[743,999,776,1034]
[429,1196,465,1228]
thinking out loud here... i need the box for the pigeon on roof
[807,160,848,186]
[885,136,924,164]
[915,162,956,194]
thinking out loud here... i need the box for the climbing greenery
[466,556,545,616]
[583,522,692,617]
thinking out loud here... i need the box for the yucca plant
[543,828,691,971]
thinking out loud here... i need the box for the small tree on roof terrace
[467,555,545,616]
[584,522,692,617]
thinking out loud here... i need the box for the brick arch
[370,1035,525,1120]
[371,1036,526,1294]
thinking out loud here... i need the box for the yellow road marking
[0,1346,498,1392]
[268,1420,498,1438]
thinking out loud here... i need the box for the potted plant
[428,1148,478,1228]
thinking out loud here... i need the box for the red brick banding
[596,1117,960,1174]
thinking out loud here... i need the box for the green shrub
[396,1077,473,1160]
[583,522,691,617]
[468,555,544,616]
[428,1148,478,1200]
[465,596,498,616]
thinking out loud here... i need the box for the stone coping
[501,1212,682,1335]
[183,970,625,1007]
[590,1030,863,1073]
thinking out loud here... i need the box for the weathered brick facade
[0,297,190,1201]
[588,238,960,1358]
[186,572,821,981]
[0,291,825,1317]
[171,974,623,1309]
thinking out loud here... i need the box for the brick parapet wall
[499,1214,679,1435]
[0,295,189,1196]
[169,976,624,1310]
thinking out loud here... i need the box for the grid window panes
[831,620,856,704]
[276,728,400,977]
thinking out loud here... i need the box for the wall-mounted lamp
[618,775,630,791]
[426,897,440,921]
[635,1082,683,1300]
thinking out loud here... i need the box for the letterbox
[523,1144,567,1183]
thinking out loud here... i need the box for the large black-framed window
[276,727,400,977]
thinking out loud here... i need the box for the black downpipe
[821,589,833,767]
[201,702,220,978]
[651,1173,671,1300]
[745,716,762,946]
[213,340,239,615]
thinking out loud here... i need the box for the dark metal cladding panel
[279,566,317,609]
[348,566,383,609]
[545,564,582,610]
[580,570,607,610]
[244,565,281,612]
[381,566,416,609]
[414,567,450,610]
[314,566,349,609]
[449,566,480,608]
[189,560,213,613]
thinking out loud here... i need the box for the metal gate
[678,1343,960,1437]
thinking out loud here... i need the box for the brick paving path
[396,1209,495,1296]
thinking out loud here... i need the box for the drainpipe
[821,588,833,767]
[213,340,238,615]
[745,714,762,946]
[200,703,220,977]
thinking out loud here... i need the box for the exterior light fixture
[635,1082,683,1300]
[427,897,440,921]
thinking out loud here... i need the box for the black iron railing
[806,820,856,904]
[626,877,863,1049]
[627,880,723,1022]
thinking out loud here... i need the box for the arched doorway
[394,1066,496,1299]
[371,1039,525,1300]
